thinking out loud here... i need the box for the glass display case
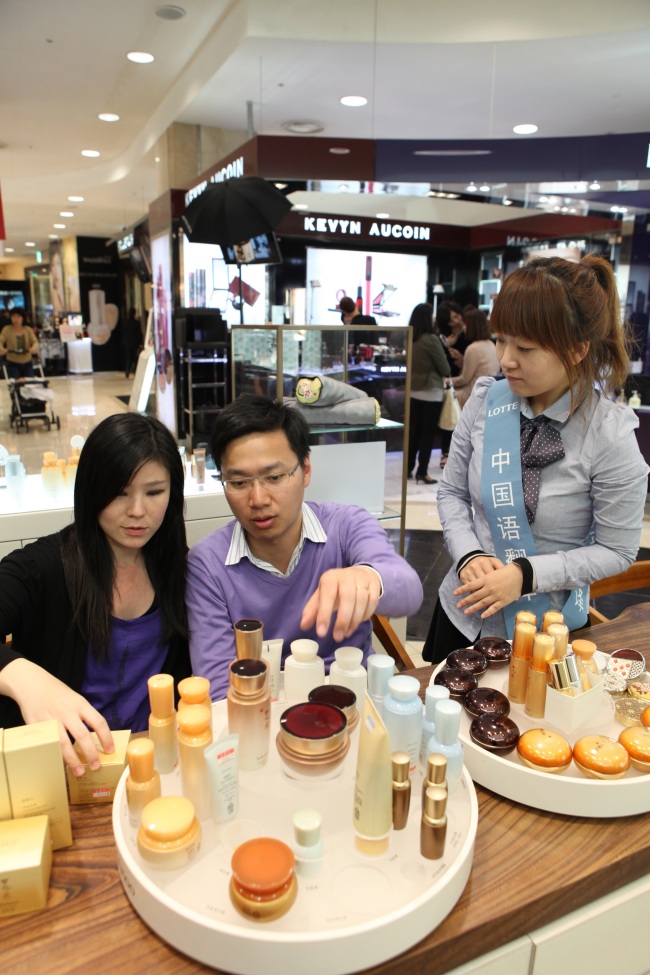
[478,252,503,313]
[231,324,411,552]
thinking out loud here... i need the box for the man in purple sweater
[187,395,423,699]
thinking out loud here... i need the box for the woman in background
[0,412,190,774]
[452,308,500,408]
[436,300,466,468]
[0,308,39,379]
[407,302,451,484]
[423,255,648,662]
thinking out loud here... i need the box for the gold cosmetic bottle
[546,621,569,660]
[391,752,411,830]
[420,786,447,860]
[422,752,448,804]
[177,704,213,821]
[508,622,536,704]
[227,659,271,771]
[178,676,212,730]
[524,633,555,719]
[148,673,178,774]
[125,738,161,827]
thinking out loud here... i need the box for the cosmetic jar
[463,687,510,719]
[628,680,650,702]
[618,726,650,772]
[446,648,488,677]
[276,702,350,779]
[137,796,202,870]
[642,706,650,728]
[230,838,298,921]
[308,684,358,731]
[516,728,572,773]
[472,637,512,668]
[573,735,630,779]
[469,714,520,755]
[433,668,478,700]
[615,697,649,728]
[607,648,646,685]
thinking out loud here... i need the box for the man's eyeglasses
[220,462,301,496]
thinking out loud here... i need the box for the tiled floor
[2,375,648,670]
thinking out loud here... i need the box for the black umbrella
[181,176,292,247]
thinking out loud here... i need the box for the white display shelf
[113,701,478,975]
[432,653,650,818]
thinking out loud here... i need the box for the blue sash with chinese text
[481,380,589,637]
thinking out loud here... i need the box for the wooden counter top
[3,604,650,975]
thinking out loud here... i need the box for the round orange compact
[573,735,630,779]
[230,838,298,922]
[618,726,650,772]
[642,706,650,729]
[516,728,572,774]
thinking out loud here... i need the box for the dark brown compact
[433,668,478,700]
[446,648,488,677]
[464,687,511,719]
[473,637,512,668]
[469,714,520,754]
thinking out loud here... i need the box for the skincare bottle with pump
[382,675,423,774]
[419,685,450,768]
[423,752,447,804]
[426,699,464,793]
[291,808,324,879]
[227,659,271,770]
[177,704,213,821]
[367,655,395,719]
[421,785,447,860]
[178,676,212,730]
[283,639,325,707]
[525,633,555,718]
[508,622,536,704]
[329,647,368,714]
[391,752,411,830]
[148,673,178,774]
[125,738,161,827]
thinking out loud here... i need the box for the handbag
[438,384,461,431]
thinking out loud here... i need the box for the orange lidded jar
[230,837,298,922]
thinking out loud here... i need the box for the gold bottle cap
[549,659,572,692]
[229,658,268,695]
[148,673,175,718]
[426,752,448,786]
[177,703,211,736]
[178,676,211,704]
[542,610,564,632]
[424,785,447,821]
[512,622,536,660]
[514,610,537,627]
[127,738,156,783]
[547,622,569,658]
[571,639,598,661]
[141,796,195,842]
[391,751,410,784]
[43,451,57,464]
[531,633,555,673]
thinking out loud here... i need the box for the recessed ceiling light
[60,211,74,217]
[340,95,367,107]
[465,182,478,192]
[293,204,309,210]
[68,195,84,202]
[54,223,66,229]
[282,120,324,134]
[539,196,549,203]
[4,247,14,253]
[590,180,601,190]
[154,156,161,163]
[49,234,58,239]
[376,212,390,218]
[25,242,35,247]
[127,51,154,64]
[155,4,186,19]
[329,147,350,155]
[445,193,460,199]
[503,198,513,206]
[479,184,491,192]
[98,113,120,122]
[81,149,100,157]
[274,182,288,189]
[513,123,538,135]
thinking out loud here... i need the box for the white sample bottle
[419,685,450,769]
[366,655,395,719]
[382,675,423,774]
[427,699,464,794]
[329,646,367,714]
[291,808,324,879]
[283,639,325,707]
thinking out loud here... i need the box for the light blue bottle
[419,685,450,769]
[382,675,423,774]
[427,699,464,794]
[366,655,395,719]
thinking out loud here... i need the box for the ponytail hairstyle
[489,254,631,412]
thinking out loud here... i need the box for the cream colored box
[545,671,605,734]
[0,815,52,916]
[3,720,73,850]
[66,730,131,805]
[0,729,13,821]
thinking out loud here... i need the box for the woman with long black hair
[407,302,451,484]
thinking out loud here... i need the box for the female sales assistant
[0,412,190,774]
[422,254,649,663]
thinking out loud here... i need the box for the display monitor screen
[0,290,26,312]
[222,233,282,266]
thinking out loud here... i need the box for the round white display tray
[113,700,478,975]
[432,653,650,817]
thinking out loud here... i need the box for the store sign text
[302,217,430,240]
[184,156,245,207]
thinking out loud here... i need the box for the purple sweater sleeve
[186,504,422,700]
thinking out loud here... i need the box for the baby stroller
[3,361,61,433]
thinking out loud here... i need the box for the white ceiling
[2,0,650,262]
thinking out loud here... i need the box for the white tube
[353,694,392,856]
[262,639,283,703]
[204,734,239,823]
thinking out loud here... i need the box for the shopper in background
[407,302,451,484]
[423,255,648,662]
[452,308,501,408]
[0,308,39,379]
[0,412,190,773]
[339,295,377,325]
[436,300,466,468]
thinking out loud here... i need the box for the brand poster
[151,232,176,436]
